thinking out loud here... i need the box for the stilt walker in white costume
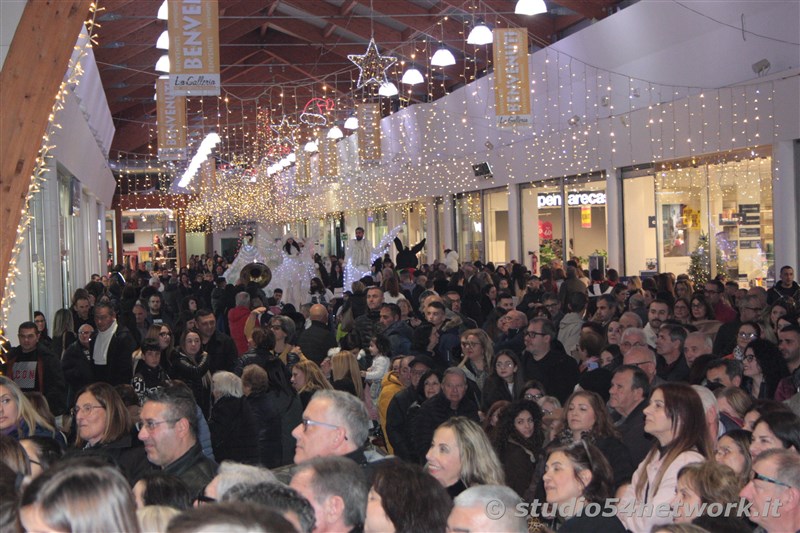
[269,235,315,309]
[344,226,403,290]
[223,233,266,284]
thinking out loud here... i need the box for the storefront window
[366,208,388,249]
[623,151,773,284]
[27,189,48,315]
[564,175,608,268]
[484,188,510,264]
[454,192,484,263]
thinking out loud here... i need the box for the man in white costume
[344,227,373,290]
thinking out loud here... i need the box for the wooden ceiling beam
[547,0,608,20]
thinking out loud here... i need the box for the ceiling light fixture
[378,81,399,97]
[156,30,169,50]
[467,21,493,45]
[177,132,220,188]
[157,0,168,20]
[431,46,456,67]
[155,54,170,73]
[401,66,424,85]
[515,0,547,16]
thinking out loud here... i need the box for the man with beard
[344,227,373,289]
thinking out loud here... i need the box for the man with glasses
[138,383,217,494]
[608,365,652,466]
[91,302,137,386]
[713,294,764,356]
[622,345,664,388]
[520,318,578,404]
[541,294,564,329]
[619,327,649,357]
[291,389,371,468]
[704,279,737,323]
[2,321,66,417]
[385,355,433,462]
[739,448,800,533]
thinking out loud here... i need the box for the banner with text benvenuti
[168,0,220,96]
[157,77,187,160]
[357,103,381,162]
[493,28,531,128]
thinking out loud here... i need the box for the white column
[605,168,623,273]
[424,198,437,262]
[773,141,800,272]
[508,184,521,262]
[442,194,455,261]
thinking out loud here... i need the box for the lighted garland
[1,3,103,329]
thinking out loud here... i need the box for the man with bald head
[623,345,665,387]
[297,304,337,365]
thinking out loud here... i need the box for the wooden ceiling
[96,0,622,158]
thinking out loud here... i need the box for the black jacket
[162,442,217,496]
[352,309,383,350]
[202,331,238,374]
[245,391,283,468]
[91,324,137,386]
[411,392,480,462]
[61,341,94,408]
[170,350,212,417]
[72,434,153,484]
[385,386,420,461]
[297,321,337,365]
[209,396,260,465]
[613,399,654,467]
[2,344,67,416]
[132,359,170,403]
[519,343,578,405]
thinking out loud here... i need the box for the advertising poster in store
[156,77,187,161]
[493,28,531,128]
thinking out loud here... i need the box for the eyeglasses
[738,332,758,339]
[621,341,646,349]
[72,404,105,416]
[195,487,216,504]
[136,419,177,432]
[495,361,515,369]
[743,354,756,362]
[544,303,560,309]
[524,331,547,338]
[301,418,348,440]
[78,330,93,336]
[524,393,543,401]
[461,341,480,348]
[751,470,794,489]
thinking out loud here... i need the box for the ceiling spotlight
[752,58,770,76]
[467,21,493,45]
[568,115,581,126]
[515,0,547,16]
[157,0,168,20]
[155,54,170,73]
[156,30,169,50]
[327,125,344,139]
[344,116,359,129]
[401,66,424,85]
[304,140,319,153]
[431,46,456,67]
[378,81,399,97]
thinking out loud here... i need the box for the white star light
[348,38,397,88]
[270,117,299,146]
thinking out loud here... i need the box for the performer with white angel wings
[223,232,266,284]
[344,225,403,289]
[269,235,316,308]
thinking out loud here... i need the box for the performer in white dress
[344,225,404,290]
[223,233,266,284]
[269,236,315,309]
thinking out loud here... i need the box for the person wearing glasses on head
[137,383,217,495]
[739,448,800,533]
[71,382,151,483]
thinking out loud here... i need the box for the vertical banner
[581,206,592,228]
[168,0,220,96]
[318,138,339,178]
[295,149,312,188]
[493,28,531,127]
[357,103,381,162]
[156,77,187,160]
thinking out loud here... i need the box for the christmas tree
[688,232,711,287]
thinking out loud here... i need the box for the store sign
[493,28,531,128]
[168,0,220,96]
[537,191,606,209]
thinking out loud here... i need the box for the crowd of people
[1,249,799,533]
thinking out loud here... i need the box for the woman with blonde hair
[331,350,363,399]
[425,416,505,498]
[0,376,63,445]
[671,461,750,531]
[291,359,333,408]
[457,329,493,392]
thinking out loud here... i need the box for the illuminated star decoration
[270,116,299,146]
[348,38,397,88]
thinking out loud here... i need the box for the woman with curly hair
[490,399,545,497]
[555,390,635,489]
